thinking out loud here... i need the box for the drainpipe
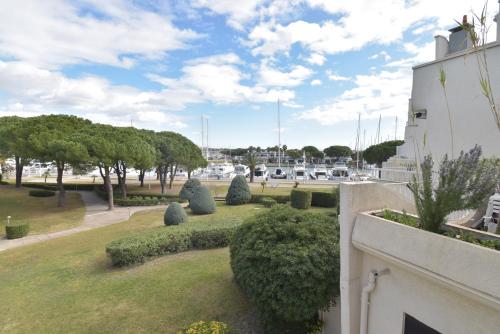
[360,269,390,334]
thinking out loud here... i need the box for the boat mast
[206,118,209,160]
[201,114,205,159]
[394,116,398,140]
[356,113,361,171]
[376,114,381,144]
[277,98,281,168]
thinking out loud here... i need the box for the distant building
[382,9,500,182]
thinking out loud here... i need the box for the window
[403,314,440,334]
[413,109,427,119]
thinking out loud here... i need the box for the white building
[382,6,500,181]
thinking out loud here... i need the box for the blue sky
[0,0,494,150]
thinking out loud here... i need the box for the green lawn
[0,203,264,334]
[0,185,85,237]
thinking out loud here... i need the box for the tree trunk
[104,167,114,210]
[119,162,127,198]
[159,165,167,194]
[250,167,254,183]
[139,169,145,187]
[187,170,191,179]
[15,156,23,188]
[168,165,177,189]
[56,162,65,208]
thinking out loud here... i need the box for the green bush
[335,186,340,216]
[28,189,56,197]
[23,182,96,191]
[189,185,216,215]
[190,228,233,249]
[177,320,233,334]
[180,178,202,201]
[107,225,236,266]
[164,202,187,226]
[114,197,169,206]
[226,175,251,205]
[290,189,312,209]
[261,197,277,208]
[230,205,340,333]
[106,229,192,266]
[250,194,289,204]
[5,223,30,239]
[311,191,336,208]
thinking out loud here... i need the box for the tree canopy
[324,145,352,158]
[363,140,404,167]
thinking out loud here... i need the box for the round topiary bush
[29,189,56,197]
[189,185,216,215]
[180,178,202,202]
[290,189,312,209]
[5,223,30,239]
[230,205,340,333]
[164,202,188,226]
[225,175,251,205]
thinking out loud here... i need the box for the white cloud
[310,79,322,86]
[369,51,392,61]
[0,0,200,68]
[297,68,412,125]
[148,54,296,103]
[247,0,490,57]
[257,62,313,87]
[326,70,351,82]
[191,0,264,30]
[306,53,327,65]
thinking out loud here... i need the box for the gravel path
[0,191,167,252]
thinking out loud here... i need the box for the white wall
[398,42,500,162]
[331,182,500,334]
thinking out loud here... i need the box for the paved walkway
[0,191,167,252]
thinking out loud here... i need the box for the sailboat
[271,98,287,179]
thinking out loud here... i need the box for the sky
[0,0,497,150]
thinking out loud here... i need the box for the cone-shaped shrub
[189,185,216,214]
[225,175,251,205]
[180,178,202,201]
[290,189,312,209]
[164,202,188,226]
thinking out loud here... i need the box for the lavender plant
[408,146,499,233]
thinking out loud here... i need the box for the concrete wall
[398,42,500,162]
[329,182,500,334]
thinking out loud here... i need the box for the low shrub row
[311,191,336,208]
[250,193,289,204]
[23,182,97,191]
[261,197,277,208]
[114,197,171,207]
[290,189,312,209]
[106,224,236,266]
[28,189,56,197]
[5,224,30,239]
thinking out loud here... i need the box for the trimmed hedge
[164,202,187,226]
[290,189,312,209]
[114,197,169,206]
[190,227,233,249]
[106,225,236,266]
[250,194,289,204]
[189,185,216,214]
[225,175,251,205]
[29,189,56,197]
[5,224,30,239]
[311,191,336,208]
[261,197,277,208]
[106,229,192,266]
[23,182,96,191]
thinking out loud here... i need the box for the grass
[0,203,264,334]
[0,185,85,237]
